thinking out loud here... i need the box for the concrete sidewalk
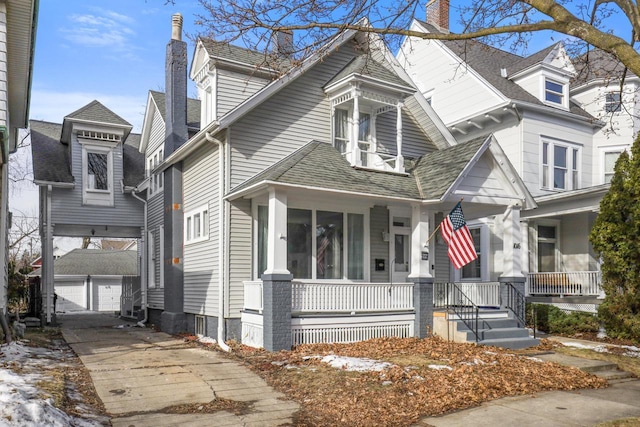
[59,312,299,427]
[416,337,640,427]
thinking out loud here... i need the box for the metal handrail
[504,282,526,328]
[435,282,480,342]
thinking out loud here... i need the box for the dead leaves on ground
[228,337,608,427]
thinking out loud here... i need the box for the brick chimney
[165,13,188,155]
[426,0,450,32]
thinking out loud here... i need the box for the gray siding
[183,143,220,316]
[216,69,268,119]
[376,109,436,159]
[148,108,165,154]
[146,188,164,309]
[369,205,389,283]
[229,43,360,188]
[50,134,143,230]
[228,198,251,318]
[434,213,451,282]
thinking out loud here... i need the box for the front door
[390,215,411,283]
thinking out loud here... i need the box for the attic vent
[500,68,508,78]
[78,130,121,142]
[195,315,206,337]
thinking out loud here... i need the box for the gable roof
[30,118,144,187]
[325,55,414,90]
[199,38,294,74]
[65,100,132,127]
[416,21,592,120]
[148,90,201,130]
[30,249,138,276]
[227,138,490,202]
[572,48,636,87]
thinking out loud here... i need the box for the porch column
[41,185,55,325]
[395,101,404,173]
[351,89,361,166]
[408,204,435,338]
[262,187,293,351]
[499,204,525,305]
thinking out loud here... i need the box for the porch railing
[433,282,479,342]
[504,282,526,327]
[120,275,141,318]
[433,282,500,307]
[526,271,601,296]
[243,280,263,312]
[292,281,414,313]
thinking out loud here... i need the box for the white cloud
[61,8,138,58]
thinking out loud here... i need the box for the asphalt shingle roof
[199,38,293,73]
[30,120,73,183]
[229,138,487,201]
[325,55,413,90]
[65,100,132,127]
[31,249,138,276]
[419,22,593,119]
[572,48,635,86]
[149,91,201,130]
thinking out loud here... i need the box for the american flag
[441,202,478,269]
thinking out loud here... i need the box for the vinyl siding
[398,35,504,126]
[147,108,166,154]
[228,44,359,188]
[520,110,594,197]
[433,212,450,282]
[369,205,389,283]
[146,189,164,309]
[50,134,144,229]
[216,68,269,119]
[182,143,220,315]
[228,198,251,318]
[375,109,436,158]
[456,154,515,197]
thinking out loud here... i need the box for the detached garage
[31,249,138,313]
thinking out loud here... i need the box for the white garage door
[55,280,86,312]
[97,283,122,312]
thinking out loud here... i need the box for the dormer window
[544,79,564,105]
[324,55,415,173]
[77,128,119,207]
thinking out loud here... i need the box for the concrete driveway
[59,312,299,427]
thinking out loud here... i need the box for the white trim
[147,145,164,198]
[184,204,210,244]
[453,221,489,282]
[599,145,628,185]
[147,230,155,289]
[81,143,114,207]
[540,137,582,191]
[159,225,165,288]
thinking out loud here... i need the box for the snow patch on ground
[197,336,217,345]
[0,341,103,426]
[561,341,640,358]
[321,355,394,372]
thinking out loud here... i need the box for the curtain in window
[317,211,343,279]
[347,213,364,279]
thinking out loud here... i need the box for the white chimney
[171,13,183,41]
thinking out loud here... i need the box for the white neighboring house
[30,249,138,313]
[398,1,615,310]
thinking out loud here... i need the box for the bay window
[257,206,366,280]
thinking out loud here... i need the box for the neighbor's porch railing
[120,275,141,318]
[526,271,601,296]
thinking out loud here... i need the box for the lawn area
[220,336,608,426]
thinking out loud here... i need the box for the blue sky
[30,0,203,131]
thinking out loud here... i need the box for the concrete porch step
[536,352,635,380]
[478,336,541,350]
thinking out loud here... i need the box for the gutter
[33,180,74,188]
[126,182,149,326]
[206,131,230,352]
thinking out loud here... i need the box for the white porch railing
[291,281,414,313]
[120,275,141,318]
[526,271,601,296]
[433,282,500,307]
[243,280,263,312]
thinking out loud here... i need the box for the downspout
[206,131,230,352]
[129,186,148,325]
